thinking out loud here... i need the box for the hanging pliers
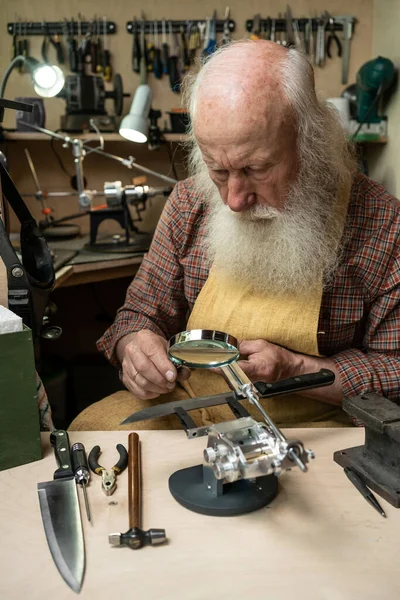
[326,16,342,59]
[88,444,128,496]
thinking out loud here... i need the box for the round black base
[85,233,152,254]
[41,223,81,239]
[168,465,278,516]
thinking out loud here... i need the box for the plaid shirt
[98,173,400,401]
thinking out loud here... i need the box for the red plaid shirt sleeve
[97,179,209,365]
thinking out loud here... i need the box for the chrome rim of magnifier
[168,329,240,369]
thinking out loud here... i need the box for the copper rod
[128,432,141,529]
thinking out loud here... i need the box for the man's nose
[226,174,255,212]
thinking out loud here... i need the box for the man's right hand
[116,330,190,400]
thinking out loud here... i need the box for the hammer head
[109,527,167,549]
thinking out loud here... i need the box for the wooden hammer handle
[128,432,141,529]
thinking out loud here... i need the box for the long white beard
[199,172,345,295]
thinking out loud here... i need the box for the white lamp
[119,84,152,143]
[0,56,65,99]
[31,63,65,98]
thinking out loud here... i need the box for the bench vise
[334,392,400,508]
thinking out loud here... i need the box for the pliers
[88,444,128,496]
[326,16,342,59]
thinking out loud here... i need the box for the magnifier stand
[169,464,278,517]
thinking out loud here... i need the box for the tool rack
[7,21,117,36]
[126,20,236,34]
[245,15,355,34]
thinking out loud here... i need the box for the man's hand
[237,339,303,383]
[117,330,190,400]
[237,339,343,405]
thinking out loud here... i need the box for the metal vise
[334,392,400,508]
[203,417,315,482]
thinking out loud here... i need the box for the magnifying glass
[168,329,239,369]
[168,329,288,448]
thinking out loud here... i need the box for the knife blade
[37,430,85,593]
[121,369,335,425]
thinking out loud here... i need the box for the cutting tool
[89,443,128,495]
[37,430,85,593]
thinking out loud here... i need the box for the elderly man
[70,40,400,431]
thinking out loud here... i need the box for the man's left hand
[237,339,304,383]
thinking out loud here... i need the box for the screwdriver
[71,442,91,522]
[153,21,163,79]
[168,21,180,93]
[132,16,141,74]
[103,16,112,82]
[161,19,169,75]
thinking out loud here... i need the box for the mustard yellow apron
[182,184,352,429]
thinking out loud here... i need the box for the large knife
[121,369,335,425]
[37,430,85,593]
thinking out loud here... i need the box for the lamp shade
[119,84,152,143]
[32,63,65,98]
[0,56,65,99]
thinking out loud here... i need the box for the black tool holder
[245,15,354,34]
[0,99,54,346]
[126,20,236,34]
[334,393,400,508]
[7,21,117,36]
[168,395,278,516]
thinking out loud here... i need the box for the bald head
[191,41,297,142]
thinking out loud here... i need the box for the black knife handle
[50,430,74,480]
[254,369,335,398]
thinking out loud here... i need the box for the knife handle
[254,369,335,398]
[50,430,75,480]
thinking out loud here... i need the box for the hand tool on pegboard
[152,21,163,79]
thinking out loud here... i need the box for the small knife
[121,369,335,425]
[37,430,85,593]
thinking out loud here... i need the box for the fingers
[176,366,191,381]
[239,339,269,356]
[121,330,181,399]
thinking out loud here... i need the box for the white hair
[180,40,357,294]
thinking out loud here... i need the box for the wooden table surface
[0,429,397,600]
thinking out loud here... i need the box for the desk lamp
[0,55,65,99]
[119,84,152,143]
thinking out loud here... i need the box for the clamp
[88,444,128,495]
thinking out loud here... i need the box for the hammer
[109,432,167,549]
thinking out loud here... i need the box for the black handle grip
[71,442,90,484]
[132,34,141,73]
[88,445,103,473]
[161,43,169,74]
[153,48,163,79]
[68,39,78,72]
[114,444,128,473]
[254,369,335,398]
[50,430,74,480]
[168,56,180,93]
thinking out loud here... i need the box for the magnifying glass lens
[168,332,239,369]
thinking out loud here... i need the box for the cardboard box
[0,325,42,471]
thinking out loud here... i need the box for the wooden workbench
[0,428,398,599]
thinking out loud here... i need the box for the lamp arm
[0,56,26,98]
[20,122,179,186]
